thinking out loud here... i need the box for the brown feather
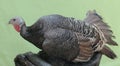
[84,10,118,47]
[100,45,117,59]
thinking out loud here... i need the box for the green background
[0,0,119,66]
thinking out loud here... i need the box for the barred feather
[82,10,118,60]
[101,45,117,59]
[56,11,118,62]
[84,10,118,47]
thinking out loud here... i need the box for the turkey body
[20,11,117,62]
[20,14,81,61]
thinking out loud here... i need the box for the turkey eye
[13,19,16,21]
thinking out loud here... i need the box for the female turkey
[9,10,117,62]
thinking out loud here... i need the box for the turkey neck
[20,23,28,36]
[19,23,45,49]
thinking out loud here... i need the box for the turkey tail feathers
[84,10,118,46]
[101,45,117,59]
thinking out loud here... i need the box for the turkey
[9,10,118,62]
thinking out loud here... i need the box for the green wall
[0,0,119,66]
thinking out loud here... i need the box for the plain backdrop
[0,0,119,66]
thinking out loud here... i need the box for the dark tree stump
[14,51,102,66]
